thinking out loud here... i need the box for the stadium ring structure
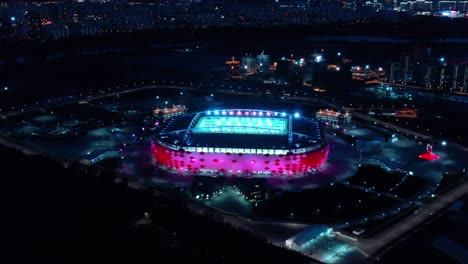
[151,109,329,177]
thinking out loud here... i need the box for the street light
[442,141,447,146]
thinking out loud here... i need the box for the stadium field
[193,116,287,135]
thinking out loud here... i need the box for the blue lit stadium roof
[157,109,325,150]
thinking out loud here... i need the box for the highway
[364,80,468,96]
[349,111,468,153]
[352,177,468,258]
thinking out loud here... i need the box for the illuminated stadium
[151,109,329,177]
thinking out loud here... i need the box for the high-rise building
[448,62,468,92]
[401,54,411,84]
[241,55,256,75]
[436,64,449,90]
[463,65,468,92]
[384,61,400,83]
[256,52,271,72]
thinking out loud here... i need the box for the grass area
[342,205,418,239]
[1,145,311,263]
[390,175,425,199]
[254,184,400,222]
[435,171,467,195]
[347,165,406,193]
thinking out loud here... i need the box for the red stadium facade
[151,109,329,177]
[151,142,329,177]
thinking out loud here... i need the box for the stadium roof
[157,109,324,150]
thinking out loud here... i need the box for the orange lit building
[316,109,352,126]
[154,105,188,120]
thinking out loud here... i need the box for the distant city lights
[315,55,323,63]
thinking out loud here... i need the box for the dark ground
[0,145,315,264]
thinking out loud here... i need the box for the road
[291,95,468,153]
[364,80,468,96]
[349,111,468,153]
[0,84,197,119]
[351,178,468,258]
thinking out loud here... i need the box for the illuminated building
[285,225,331,252]
[256,51,271,73]
[401,54,412,84]
[225,56,241,78]
[418,144,440,161]
[241,55,256,75]
[384,61,400,83]
[153,105,187,120]
[316,109,352,126]
[151,109,329,177]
